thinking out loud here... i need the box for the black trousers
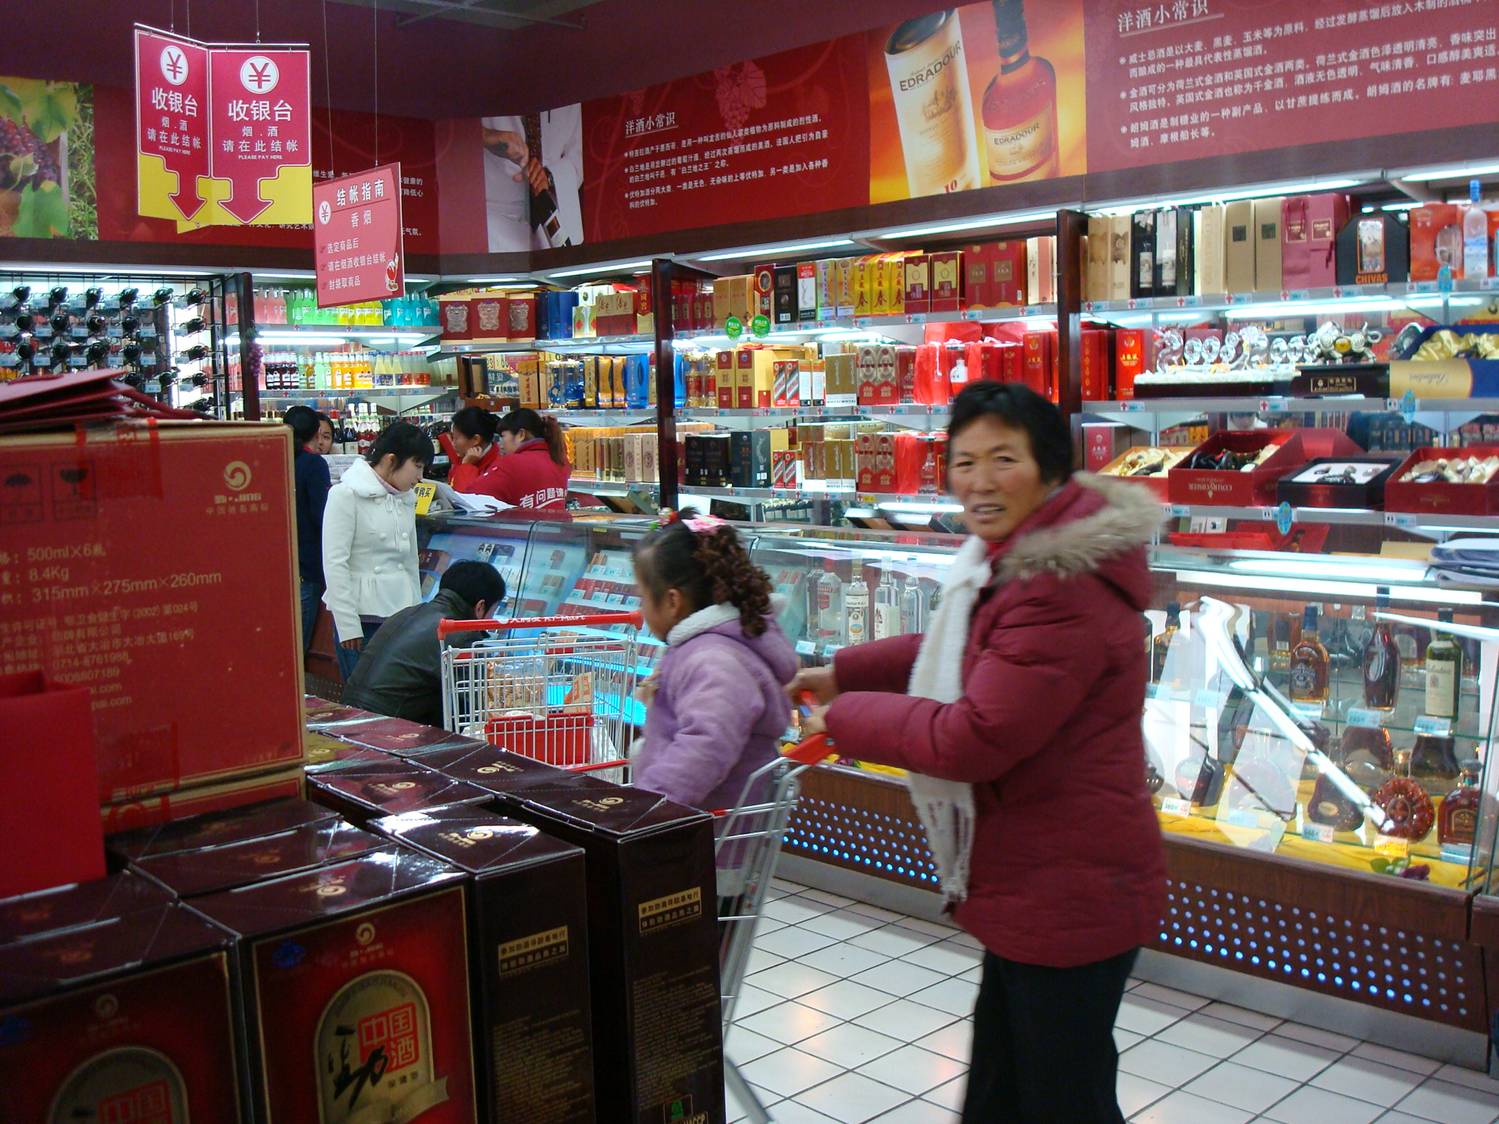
[962,946,1138,1124]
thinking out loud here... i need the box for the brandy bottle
[1337,724,1395,793]
[1306,772,1364,832]
[1437,763,1480,847]
[981,0,1060,184]
[1410,732,1460,796]
[1361,589,1401,711]
[1288,605,1329,704]
[1174,753,1223,807]
[1373,750,1436,841]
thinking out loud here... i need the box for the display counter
[399,508,1499,1053]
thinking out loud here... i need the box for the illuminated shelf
[1085,397,1499,416]
[255,386,455,399]
[551,409,655,424]
[673,304,1057,345]
[1081,278,1498,317]
[1162,501,1499,535]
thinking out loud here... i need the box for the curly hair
[633,508,774,636]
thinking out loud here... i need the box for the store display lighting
[1222,295,1404,319]
[1374,611,1499,644]
[1396,160,1499,182]
[1174,568,1482,606]
[1227,557,1425,584]
[464,277,537,286]
[871,209,1056,240]
[255,271,318,280]
[546,260,654,280]
[695,239,856,262]
[0,263,211,277]
[240,332,349,346]
[1090,177,1365,215]
[877,500,965,515]
[1094,310,1209,328]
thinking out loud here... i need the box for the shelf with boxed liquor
[1080,277,1499,316]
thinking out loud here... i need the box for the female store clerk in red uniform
[448,406,570,511]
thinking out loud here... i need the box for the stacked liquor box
[106,797,340,867]
[129,818,386,897]
[0,902,243,1122]
[377,806,597,1124]
[0,423,307,835]
[0,870,172,940]
[307,764,494,827]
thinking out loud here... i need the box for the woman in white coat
[323,422,433,681]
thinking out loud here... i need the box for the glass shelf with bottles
[258,348,445,394]
[234,287,439,330]
[1146,591,1496,889]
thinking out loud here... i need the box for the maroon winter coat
[828,474,1167,968]
[450,438,570,510]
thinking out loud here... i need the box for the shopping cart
[437,610,652,780]
[717,733,835,1124]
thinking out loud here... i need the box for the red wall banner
[134,28,210,224]
[314,163,404,306]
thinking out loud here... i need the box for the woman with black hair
[444,406,568,509]
[322,421,434,681]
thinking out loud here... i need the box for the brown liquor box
[194,850,476,1123]
[377,807,596,1124]
[493,777,722,1124]
[930,251,964,313]
[1223,201,1256,293]
[1253,198,1284,291]
[991,240,1027,306]
[0,869,171,942]
[308,768,495,828]
[305,737,399,775]
[132,819,385,898]
[1195,204,1227,293]
[773,265,797,325]
[414,741,575,797]
[108,796,340,865]
[1108,214,1132,300]
[100,765,307,836]
[1086,217,1112,301]
[750,264,776,322]
[336,714,483,758]
[710,278,734,325]
[0,903,242,1122]
[0,423,305,804]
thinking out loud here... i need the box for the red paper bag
[0,671,103,897]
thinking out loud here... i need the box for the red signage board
[314,163,405,307]
[207,46,313,225]
[133,27,211,223]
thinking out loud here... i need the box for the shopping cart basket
[718,733,835,1124]
[437,610,652,778]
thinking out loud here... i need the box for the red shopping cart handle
[438,610,644,639]
[783,733,836,766]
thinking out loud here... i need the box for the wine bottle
[1424,608,1462,720]
[2,284,30,310]
[83,286,103,309]
[1362,589,1401,711]
[117,287,139,306]
[175,316,207,336]
[151,286,175,307]
[46,285,69,309]
[1152,602,1181,684]
[175,287,208,309]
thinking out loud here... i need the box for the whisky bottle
[1288,605,1329,704]
[1362,590,1401,711]
[1424,608,1462,720]
[1437,762,1481,847]
[1152,602,1181,684]
[1174,752,1223,807]
[883,10,981,197]
[1373,749,1437,841]
[981,0,1059,184]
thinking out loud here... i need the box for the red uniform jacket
[448,439,570,510]
[829,475,1167,968]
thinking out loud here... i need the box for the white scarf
[905,535,991,905]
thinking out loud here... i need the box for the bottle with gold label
[1424,608,1463,720]
[981,0,1059,184]
[1288,605,1329,704]
[1437,761,1480,847]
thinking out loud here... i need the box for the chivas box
[0,870,171,943]
[0,904,241,1123]
[308,769,493,827]
[195,850,476,1123]
[1338,213,1411,287]
[132,819,385,898]
[376,808,596,1124]
[108,796,339,865]
[0,423,305,804]
[494,777,722,1124]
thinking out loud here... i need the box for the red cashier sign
[134,27,211,223]
[314,163,405,307]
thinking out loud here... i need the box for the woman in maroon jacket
[797,383,1166,1123]
[449,407,571,511]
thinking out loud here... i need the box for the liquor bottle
[83,286,103,309]
[883,10,981,197]
[1338,725,1395,792]
[873,565,900,640]
[1306,769,1365,832]
[175,286,208,309]
[1424,608,1462,720]
[179,344,211,362]
[900,569,927,635]
[1174,752,1223,807]
[1144,759,1164,794]
[816,560,844,646]
[1463,180,1490,280]
[1437,761,1481,847]
[2,284,29,310]
[1288,605,1329,704]
[1372,749,1436,841]
[1152,602,1181,684]
[45,285,69,309]
[523,112,573,248]
[1362,589,1401,711]
[980,0,1058,184]
[150,286,175,307]
[1410,732,1460,796]
[844,560,870,646]
[117,287,139,307]
[918,441,939,494]
[174,316,207,336]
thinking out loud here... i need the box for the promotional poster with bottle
[867,0,1088,205]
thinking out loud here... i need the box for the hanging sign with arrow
[134,24,312,229]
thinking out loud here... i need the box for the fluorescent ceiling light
[1223,296,1402,319]
[874,210,1056,240]
[1397,161,1499,182]
[256,271,317,279]
[1174,568,1481,605]
[252,332,349,345]
[695,239,855,262]
[878,500,964,515]
[547,260,653,280]
[1091,177,1365,215]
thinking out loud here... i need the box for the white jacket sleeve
[321,486,362,642]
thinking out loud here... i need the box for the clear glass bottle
[844,559,870,646]
[1424,608,1462,720]
[873,565,899,640]
[816,560,844,646]
[1463,179,1490,280]
[1289,605,1329,704]
[899,568,926,635]
[1362,589,1401,711]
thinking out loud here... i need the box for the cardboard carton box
[471,296,509,341]
[1081,328,1111,402]
[1195,204,1227,293]
[853,258,874,316]
[308,768,494,827]
[1224,201,1256,293]
[750,264,775,322]
[1108,214,1132,300]
[963,243,991,308]
[773,266,796,325]
[991,241,1027,306]
[1086,217,1112,301]
[132,818,385,897]
[797,262,818,322]
[0,869,172,942]
[1410,203,1464,281]
[931,251,963,312]
[107,796,340,865]
[1253,198,1284,291]
[836,257,856,317]
[904,254,931,313]
[376,807,596,1124]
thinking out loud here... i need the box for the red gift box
[895,432,949,495]
[471,296,509,341]
[991,240,1028,307]
[439,298,473,340]
[505,293,537,341]
[1081,329,1110,401]
[1282,193,1350,289]
[1115,329,1148,400]
[1169,431,1306,507]
[963,243,992,308]
[1385,445,1499,516]
[0,672,102,898]
[1022,331,1055,402]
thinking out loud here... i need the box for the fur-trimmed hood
[992,473,1161,608]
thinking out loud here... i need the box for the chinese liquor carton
[100,766,307,836]
[904,254,931,313]
[470,296,509,342]
[930,250,964,313]
[413,741,576,797]
[107,796,340,866]
[1194,204,1227,294]
[439,297,473,340]
[375,807,596,1124]
[308,768,496,827]
[0,869,171,943]
[489,776,722,1124]
[132,819,385,898]
[335,714,481,758]
[0,422,305,803]
[1223,201,1256,293]
[194,849,477,1123]
[0,904,242,1122]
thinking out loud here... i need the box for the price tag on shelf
[1346,707,1388,729]
[106,326,123,339]
[1160,797,1193,817]
[139,326,157,339]
[905,313,927,324]
[1373,834,1410,858]
[1120,400,1146,412]
[1227,292,1250,304]
[1082,302,1096,313]
[1413,715,1453,736]
[1384,511,1418,529]
[1483,276,1499,291]
[963,309,984,320]
[1410,280,1438,294]
[69,326,87,339]
[853,317,871,329]
[1274,502,1295,535]
[1168,504,1191,518]
[1301,822,1337,843]
[1177,295,1201,307]
[1284,289,1310,302]
[1399,389,1417,423]
[33,325,53,339]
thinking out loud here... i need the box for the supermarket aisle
[728,880,1499,1124]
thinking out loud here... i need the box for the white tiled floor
[725,879,1499,1123]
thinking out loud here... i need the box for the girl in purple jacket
[631,510,798,812]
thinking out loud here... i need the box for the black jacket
[293,448,331,585]
[342,588,485,727]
